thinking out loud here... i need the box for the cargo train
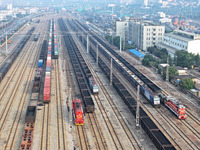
[43,19,53,103]
[0,27,35,83]
[52,20,58,59]
[73,99,84,125]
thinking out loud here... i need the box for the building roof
[129,49,145,58]
[175,74,195,80]
[159,64,170,68]
[165,32,194,42]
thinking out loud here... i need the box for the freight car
[25,106,36,123]
[159,94,186,119]
[43,74,50,103]
[73,99,84,125]
[88,76,99,94]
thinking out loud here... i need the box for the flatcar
[73,99,84,125]
[88,76,99,94]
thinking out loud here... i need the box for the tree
[142,55,156,67]
[113,36,121,49]
[179,78,195,90]
[175,50,196,69]
[162,66,178,81]
[194,54,200,66]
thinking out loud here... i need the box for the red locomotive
[73,99,84,125]
[165,96,186,120]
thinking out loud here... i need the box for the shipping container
[38,59,43,67]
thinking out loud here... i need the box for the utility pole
[87,34,89,54]
[136,85,140,130]
[0,40,1,53]
[6,31,8,55]
[166,57,169,82]
[110,58,113,86]
[96,44,98,66]
[120,36,122,53]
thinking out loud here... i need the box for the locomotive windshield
[75,102,80,108]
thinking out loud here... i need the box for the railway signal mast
[6,31,8,55]
[96,44,98,66]
[110,58,113,86]
[136,85,140,130]
[166,57,169,82]
[87,34,89,54]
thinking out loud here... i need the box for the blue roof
[129,49,145,58]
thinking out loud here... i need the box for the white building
[129,20,165,51]
[144,0,148,7]
[115,20,129,43]
[159,30,200,55]
[7,4,12,10]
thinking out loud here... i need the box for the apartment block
[129,20,165,51]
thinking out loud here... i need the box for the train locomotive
[73,99,84,125]
[88,76,99,94]
[159,94,186,119]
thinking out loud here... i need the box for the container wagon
[73,99,84,125]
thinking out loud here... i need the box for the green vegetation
[175,50,200,69]
[162,66,178,81]
[179,78,195,90]
[105,35,123,49]
[142,55,159,67]
[147,46,173,65]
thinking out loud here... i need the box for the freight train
[73,99,84,125]
[43,19,53,103]
[159,94,186,119]
[53,20,58,59]
[0,27,35,83]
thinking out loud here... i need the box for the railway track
[156,108,200,149]
[0,22,44,149]
[86,112,107,150]
[59,18,90,150]
[40,104,50,150]
[76,126,89,150]
[69,19,141,150]
[54,59,67,149]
